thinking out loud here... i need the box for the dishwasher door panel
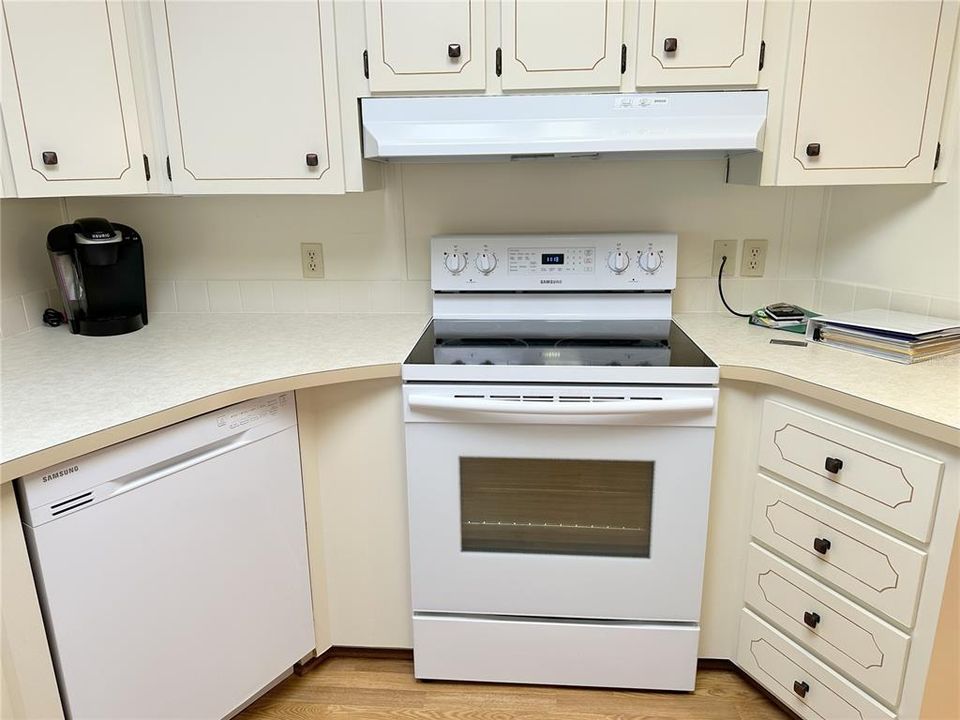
[24,425,314,720]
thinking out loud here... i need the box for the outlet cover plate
[301,243,324,278]
[741,238,768,277]
[712,239,738,277]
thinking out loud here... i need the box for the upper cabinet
[364,0,486,92]
[500,0,625,90]
[774,0,958,185]
[635,0,764,87]
[151,0,343,194]
[0,0,148,198]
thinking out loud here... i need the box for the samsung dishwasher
[16,392,315,719]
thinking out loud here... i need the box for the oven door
[403,384,718,622]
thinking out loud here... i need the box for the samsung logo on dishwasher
[540,279,562,284]
[41,465,79,483]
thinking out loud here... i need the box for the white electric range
[402,234,718,691]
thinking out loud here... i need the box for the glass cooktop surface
[405,319,715,368]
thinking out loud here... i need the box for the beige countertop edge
[718,364,960,448]
[0,362,400,485]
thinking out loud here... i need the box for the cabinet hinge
[362,50,369,79]
[620,44,627,74]
[758,40,766,71]
[496,47,502,77]
[142,154,151,182]
[934,141,941,169]
[166,155,172,181]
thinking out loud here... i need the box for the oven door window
[459,458,653,558]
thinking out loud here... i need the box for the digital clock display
[541,253,565,265]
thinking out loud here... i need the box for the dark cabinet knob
[825,456,843,474]
[803,611,821,628]
[448,43,461,59]
[664,37,678,53]
[813,537,831,555]
[806,142,821,157]
[42,151,58,166]
[793,680,810,698]
[305,153,319,167]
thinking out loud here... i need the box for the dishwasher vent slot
[49,492,94,517]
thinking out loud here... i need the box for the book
[806,309,960,364]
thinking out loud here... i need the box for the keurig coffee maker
[47,218,148,336]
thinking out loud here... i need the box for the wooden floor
[237,655,791,720]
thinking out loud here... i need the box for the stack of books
[806,309,960,364]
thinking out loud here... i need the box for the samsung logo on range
[540,279,562,284]
[41,465,79,483]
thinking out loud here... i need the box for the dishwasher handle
[407,394,715,417]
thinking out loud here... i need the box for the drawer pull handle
[448,43,461,59]
[806,142,821,157]
[803,611,821,628]
[824,456,843,474]
[813,537,831,554]
[664,37,678,53]
[793,680,810,698]
[305,153,319,167]
[42,151,58,166]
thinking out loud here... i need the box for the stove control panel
[432,233,677,292]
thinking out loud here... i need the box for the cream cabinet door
[500,0,625,90]
[0,0,148,197]
[152,0,343,194]
[776,0,959,185]
[365,0,485,92]
[635,0,764,87]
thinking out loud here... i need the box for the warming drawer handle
[407,395,715,416]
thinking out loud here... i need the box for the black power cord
[718,255,751,318]
[42,308,67,327]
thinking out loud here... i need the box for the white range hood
[361,91,768,162]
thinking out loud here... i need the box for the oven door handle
[407,395,715,416]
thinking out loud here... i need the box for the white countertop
[3,310,957,481]
[674,312,960,440]
[1,313,429,477]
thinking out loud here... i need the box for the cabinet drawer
[737,609,896,720]
[744,543,910,706]
[758,401,943,542]
[751,475,926,627]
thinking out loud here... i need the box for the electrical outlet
[711,239,738,277]
[741,239,768,277]
[301,243,324,278]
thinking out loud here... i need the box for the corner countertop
[3,310,957,483]
[1,313,430,481]
[674,312,960,445]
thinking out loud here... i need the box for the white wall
[0,198,63,336]
[0,157,826,335]
[2,151,958,338]
[817,140,960,320]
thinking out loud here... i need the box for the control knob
[444,251,467,275]
[607,250,630,274]
[638,249,663,273]
[475,251,497,275]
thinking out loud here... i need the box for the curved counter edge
[0,363,400,485]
